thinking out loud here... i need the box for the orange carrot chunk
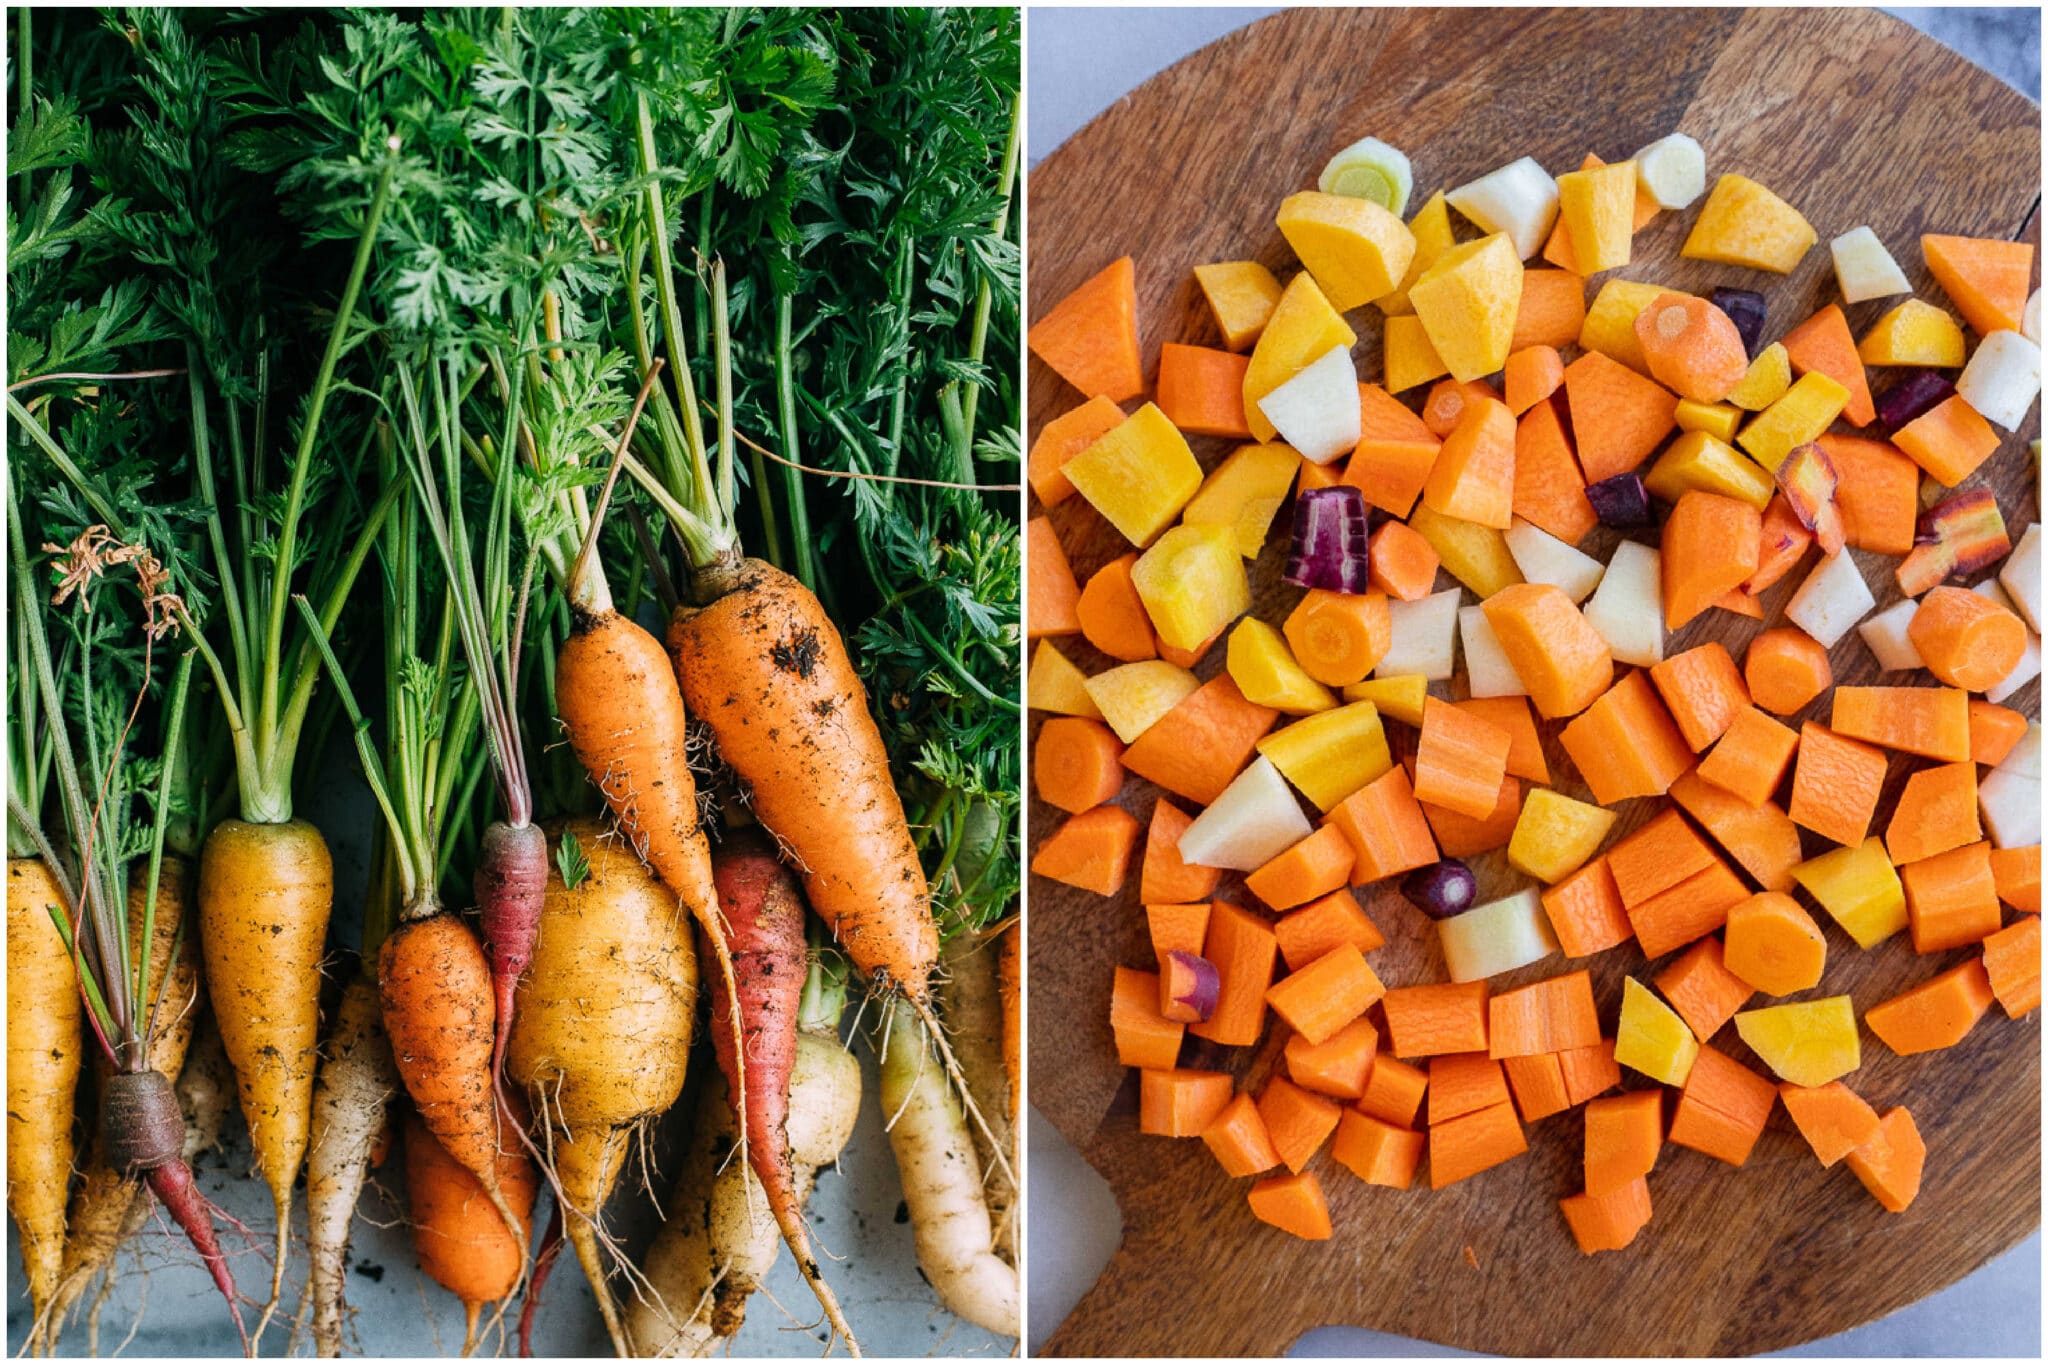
[1908,586,2028,693]
[1356,1054,1429,1127]
[1968,700,2030,767]
[1504,346,1565,416]
[1274,888,1385,971]
[1513,269,1588,351]
[1607,808,1717,908]
[1654,936,1754,1041]
[1747,493,1813,594]
[1028,256,1145,401]
[1480,583,1614,720]
[1137,1068,1233,1137]
[1284,1017,1381,1100]
[1428,1052,1512,1125]
[1695,706,1799,807]
[1284,589,1391,687]
[1421,394,1517,529]
[1989,848,2041,915]
[1865,960,1996,1055]
[1628,859,1749,960]
[1264,944,1385,1047]
[1980,915,2041,1018]
[1331,1110,1425,1189]
[1029,397,1127,507]
[1559,670,1695,805]
[1121,674,1279,806]
[1564,350,1679,483]
[1921,233,2034,336]
[1026,516,1083,637]
[1559,1177,1653,1254]
[1902,840,2002,954]
[1744,627,1831,717]
[1345,384,1443,519]
[1367,519,1442,601]
[1542,859,1634,958]
[1381,980,1490,1058]
[1244,825,1357,912]
[1650,642,1751,752]
[1256,1076,1344,1174]
[1032,805,1141,895]
[1247,1170,1334,1240]
[1501,1053,1572,1123]
[1325,765,1440,881]
[1429,1100,1528,1189]
[1455,697,1550,784]
[1662,491,1761,631]
[1779,1080,1881,1167]
[1634,293,1749,402]
[1111,966,1185,1070]
[1139,799,1223,905]
[1667,1045,1776,1167]
[1821,433,1918,556]
[1830,685,1972,762]
[1722,891,1827,995]
[1189,902,1279,1047]
[1844,1107,1925,1213]
[1418,770,1520,860]
[1668,769,1804,894]
[1885,762,1981,865]
[1893,394,2001,487]
[1559,1038,1622,1105]
[1155,343,1253,438]
[1513,396,1599,545]
[1421,377,1504,438]
[1033,717,1126,814]
[1583,1090,1663,1196]
[1200,1091,1281,1177]
[1413,696,1514,819]
[1788,723,1887,848]
[1780,303,1875,426]
[1487,969,1601,1058]
[1075,552,1159,662]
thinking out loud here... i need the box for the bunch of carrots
[1029,124,2038,1250]
[7,7,1017,1357]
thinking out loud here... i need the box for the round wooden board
[1027,7,2041,1358]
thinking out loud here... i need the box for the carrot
[1661,490,1761,630]
[1481,583,1614,719]
[1865,960,1996,1055]
[1413,695,1513,819]
[1892,394,2002,486]
[1244,826,1357,912]
[1512,269,1588,350]
[1820,434,1917,555]
[1989,848,2041,914]
[998,921,1021,1131]
[1201,1092,1282,1177]
[1031,805,1141,896]
[1157,628,1222,670]
[1283,589,1391,687]
[1026,515,1083,637]
[1583,1090,1663,1196]
[1830,685,1972,762]
[1324,765,1440,882]
[1980,915,2041,1017]
[1744,627,1832,716]
[1649,643,1750,753]
[1559,1038,1622,1105]
[1563,350,1679,483]
[508,818,697,1354]
[1504,346,1565,416]
[1344,383,1443,518]
[1779,304,1875,426]
[1189,902,1279,1048]
[1284,1017,1381,1100]
[1844,1107,1925,1213]
[1901,840,2002,954]
[1667,1044,1775,1166]
[1541,859,1634,958]
[1112,966,1184,1069]
[1139,802,1221,906]
[1265,945,1384,1046]
[305,973,399,1359]
[1722,892,1827,996]
[1367,519,1442,601]
[1968,699,2030,767]
[1420,393,1516,528]
[1779,1080,1882,1167]
[1513,397,1598,545]
[1628,859,1750,960]
[1921,233,2034,336]
[1457,697,1549,784]
[1029,396,1127,507]
[1696,705,1799,806]
[7,857,83,1343]
[1633,294,1748,402]
[1331,1111,1425,1188]
[1274,889,1383,970]
[1429,1100,1527,1188]
[1486,970,1600,1058]
[1787,722,1889,850]
[1420,377,1501,437]
[1429,1052,1511,1124]
[1885,762,1981,865]
[1669,770,1804,893]
[1654,937,1753,1042]
[1502,1053,1571,1122]
[1076,553,1160,662]
[1357,1054,1430,1127]
[1420,770,1522,858]
[1247,1171,1333,1240]
[1559,670,1694,805]
[1747,493,1814,593]
[1194,260,1284,351]
[1381,980,1490,1058]
[1908,586,2028,692]
[1138,1067,1235,1137]
[1257,1076,1343,1173]
[1034,717,1127,815]
[1559,1178,1652,1254]
[405,1107,538,1353]
[1156,343,1253,438]
[1120,673,1278,806]
[1027,255,1145,401]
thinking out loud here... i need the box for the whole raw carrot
[405,1108,538,1355]
[305,973,398,1358]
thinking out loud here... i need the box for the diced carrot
[1650,643,1751,753]
[1780,304,1875,426]
[1921,233,2034,336]
[1140,799,1223,905]
[1075,552,1159,662]
[1542,858,1634,958]
[1429,1052,1511,1126]
[1481,583,1614,720]
[1159,951,1217,1026]
[1583,1090,1663,1195]
[1487,969,1600,1059]
[1747,493,1814,594]
[1244,825,1356,913]
[1331,1110,1425,1189]
[1696,706,1799,807]
[1990,848,2041,914]
[1902,840,2002,954]
[1256,1076,1343,1174]
[1893,395,2001,486]
[1559,1177,1652,1254]
[1662,490,1761,630]
[1866,960,1996,1056]
[1455,697,1549,784]
[1885,762,1981,865]
[1830,685,1971,762]
[1265,944,1385,1047]
[1722,891,1827,995]
[1382,980,1490,1059]
[1032,804,1141,895]
[1356,1054,1429,1127]
[1200,1092,1281,1177]
[1607,808,1717,907]
[1413,695,1513,819]
[1357,528,1438,612]
[1745,627,1831,717]
[1789,722,1888,848]
[1564,350,1679,483]
[1504,346,1565,416]
[1284,589,1391,687]
[1325,764,1440,881]
[1028,256,1145,401]
[1910,586,2029,692]
[1121,673,1279,805]
[1654,937,1753,1042]
[1779,1080,1882,1167]
[1819,434,1917,556]
[1157,628,1222,671]
[1634,294,1749,402]
[1513,396,1598,545]
[1029,396,1126,507]
[1027,515,1082,637]
[1559,1038,1622,1105]
[1034,717,1126,814]
[1345,383,1443,518]
[1667,1044,1775,1166]
[1981,915,2041,1017]
[1419,770,1521,859]
[1422,377,1504,438]
[1193,260,1284,351]
[1560,670,1695,805]
[1668,770,1804,893]
[1190,901,1279,1047]
[1155,343,1253,438]
[1285,1017,1380,1100]
[1714,588,1766,619]
[1628,859,1749,960]
[1844,1107,1924,1213]
[1502,1053,1572,1122]
[1968,700,2030,767]
[1512,269,1587,351]
[1274,888,1384,972]
[1247,1170,1334,1240]
[1429,1100,1528,1188]
[1298,456,1343,492]
[1112,966,1185,1070]
[1139,1067,1234,1137]
[1146,901,1211,962]
[1421,394,1516,529]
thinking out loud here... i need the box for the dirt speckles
[769,628,823,680]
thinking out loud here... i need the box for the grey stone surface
[1025,6,2041,1358]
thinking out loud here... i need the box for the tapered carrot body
[940,931,1017,1265]
[668,558,938,995]
[405,1109,537,1355]
[306,974,398,1358]
[8,856,84,1343]
[379,912,502,1195]
[998,923,1021,1126]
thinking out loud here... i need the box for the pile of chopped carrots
[1027,132,2040,1252]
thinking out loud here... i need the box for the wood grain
[1027,7,2041,1357]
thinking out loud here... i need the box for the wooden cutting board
[1027,7,2041,1357]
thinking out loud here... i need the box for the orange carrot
[1513,269,1588,350]
[1668,769,1804,893]
[1155,343,1253,437]
[1419,771,1521,859]
[1429,1100,1528,1188]
[1428,1052,1511,1125]
[1559,1177,1652,1254]
[1422,377,1504,438]
[1029,397,1127,508]
[1820,434,1918,555]
[1866,960,1996,1055]
[1157,628,1222,670]
[1189,903,1279,1048]
[406,1112,538,1352]
[1034,718,1126,815]
[1980,915,2041,1017]
[1634,294,1749,402]
[1989,848,2041,914]
[1504,346,1566,416]
[1885,762,1980,865]
[1421,393,1516,528]
[1559,670,1695,805]
[1789,722,1888,848]
[1902,840,2002,953]
[1780,304,1875,426]
[1564,350,1679,483]
[1284,1017,1381,1100]
[1345,383,1443,518]
[1283,589,1391,687]
[1542,859,1634,958]
[1921,233,2034,336]
[1147,900,1210,970]
[1968,700,2030,767]
[1487,970,1601,1058]
[1110,967,1184,1070]
[1892,394,2002,486]
[1357,1055,1429,1127]
[1722,892,1827,996]
[1027,256,1145,401]
[1695,705,1799,807]
[1324,766,1439,882]
[1654,937,1753,1042]
[1667,1045,1775,1166]
[1413,696,1513,819]
[1583,1090,1663,1196]
[1628,859,1750,960]
[1830,685,1972,762]
[1331,1111,1425,1189]
[1662,491,1761,630]
[1138,1068,1235,1137]
[1844,1107,1924,1213]
[1026,516,1083,637]
[1513,397,1598,544]
[1275,889,1384,971]
[1778,1080,1882,1167]
[1650,642,1751,752]
[1030,805,1141,895]
[1481,584,1614,719]
[1456,697,1549,784]
[1257,1075,1344,1174]
[1559,1038,1622,1106]
[1381,980,1490,1058]
[1075,553,1159,662]
[1244,826,1357,913]
[1746,493,1814,593]
[1607,808,1717,908]
[1246,1171,1333,1240]
[1909,586,2029,692]
[1502,1053,1572,1122]
[1140,801,1222,906]
[1266,945,1384,1046]
[1744,627,1831,716]
[1120,674,1278,806]
[1367,520,1442,601]
[1200,1092,1281,1177]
